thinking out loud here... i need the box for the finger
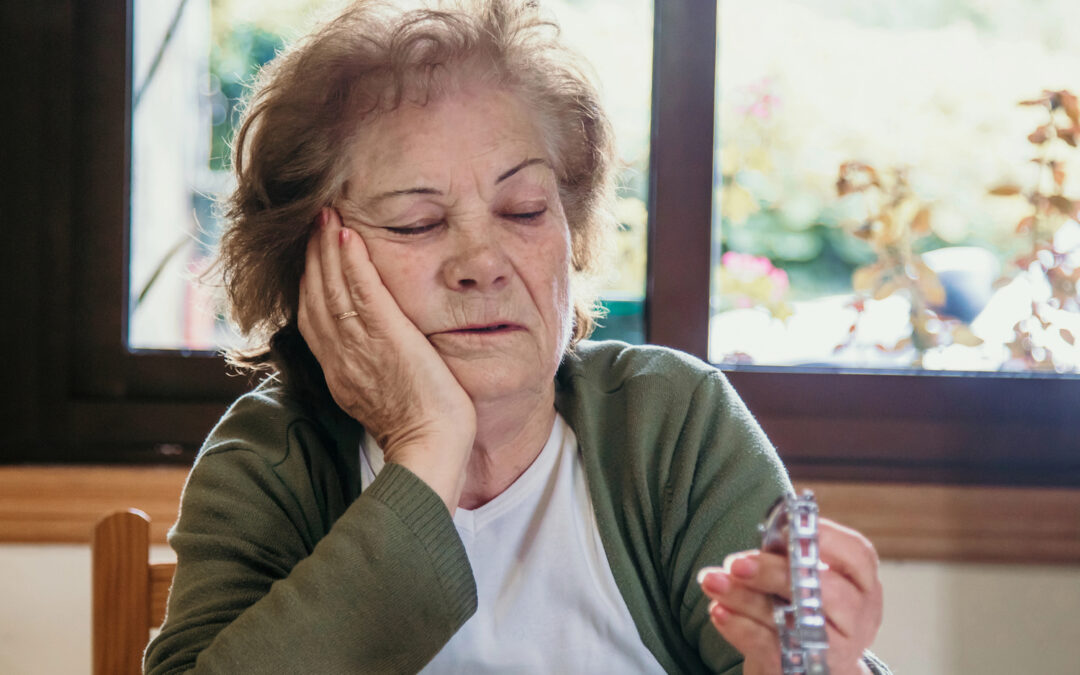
[299,211,336,345]
[699,569,775,631]
[824,620,874,672]
[732,546,882,641]
[727,523,880,600]
[817,522,884,646]
[339,214,390,308]
[708,601,781,671]
[817,519,880,595]
[319,207,354,318]
[723,551,791,599]
[338,218,396,323]
[703,571,864,673]
[818,567,864,639]
[725,549,873,637]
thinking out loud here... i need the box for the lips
[436,322,524,335]
[455,323,521,333]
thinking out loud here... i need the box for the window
[649,1,1079,485]
[711,0,1080,374]
[6,0,1078,486]
[127,0,651,352]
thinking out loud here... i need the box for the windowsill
[1,465,1077,564]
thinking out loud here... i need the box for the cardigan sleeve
[143,400,476,674]
[661,370,793,672]
[666,371,891,675]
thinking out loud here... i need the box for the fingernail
[709,601,728,623]
[696,566,722,586]
[703,571,731,594]
[731,557,758,579]
[339,228,350,246]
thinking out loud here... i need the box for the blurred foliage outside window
[128,0,652,351]
[711,0,1080,374]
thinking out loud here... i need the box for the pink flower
[721,251,791,310]
[768,267,790,299]
[722,251,776,281]
[734,77,781,121]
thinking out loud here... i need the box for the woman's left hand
[698,518,883,675]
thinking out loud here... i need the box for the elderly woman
[145,1,887,673]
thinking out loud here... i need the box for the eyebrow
[496,157,549,183]
[366,157,550,205]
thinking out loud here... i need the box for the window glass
[127,0,651,351]
[711,0,1080,374]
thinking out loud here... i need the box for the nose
[441,219,511,292]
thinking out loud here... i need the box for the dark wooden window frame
[647,2,1080,486]
[5,0,1079,486]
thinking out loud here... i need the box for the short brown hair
[217,0,617,399]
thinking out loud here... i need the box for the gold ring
[334,310,359,321]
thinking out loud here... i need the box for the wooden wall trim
[801,480,1080,565]
[0,466,186,545]
[1,466,1078,564]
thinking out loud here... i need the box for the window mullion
[645,0,717,358]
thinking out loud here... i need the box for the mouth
[438,323,524,335]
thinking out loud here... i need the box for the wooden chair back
[92,509,175,675]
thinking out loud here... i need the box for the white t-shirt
[359,414,666,674]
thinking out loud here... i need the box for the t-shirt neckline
[359,413,567,533]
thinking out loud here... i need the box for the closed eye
[384,221,443,236]
[505,208,547,222]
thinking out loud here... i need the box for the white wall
[873,560,1080,674]
[0,544,173,675]
[2,544,1078,674]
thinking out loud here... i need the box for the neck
[457,386,557,510]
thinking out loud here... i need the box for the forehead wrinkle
[348,89,554,211]
[365,186,443,210]
[350,154,449,210]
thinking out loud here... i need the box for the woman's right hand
[298,207,476,512]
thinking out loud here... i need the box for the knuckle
[302,279,321,308]
[857,533,880,571]
[339,329,368,353]
[348,278,377,306]
[324,286,348,310]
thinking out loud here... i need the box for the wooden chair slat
[92,510,176,675]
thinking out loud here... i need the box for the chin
[448,359,548,405]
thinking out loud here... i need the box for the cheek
[533,228,573,332]
[364,242,433,323]
[553,225,573,300]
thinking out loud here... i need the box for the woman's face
[339,86,572,405]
